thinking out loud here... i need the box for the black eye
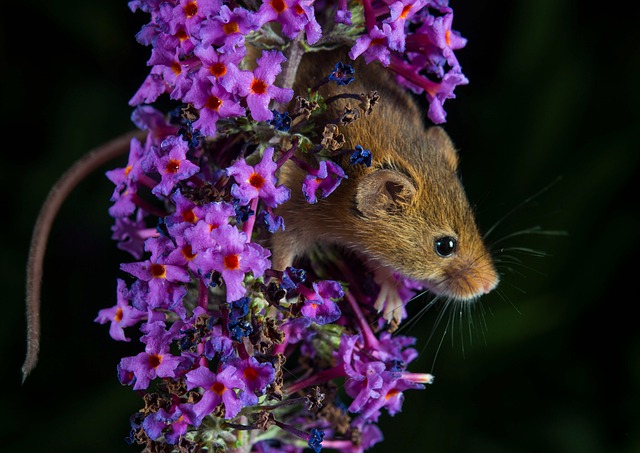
[434,236,456,257]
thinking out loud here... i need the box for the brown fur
[272,49,498,299]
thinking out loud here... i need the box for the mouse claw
[373,267,406,325]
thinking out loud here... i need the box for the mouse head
[353,126,499,301]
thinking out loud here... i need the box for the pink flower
[95,279,146,341]
[227,147,290,208]
[186,365,246,419]
[183,78,245,136]
[222,50,293,121]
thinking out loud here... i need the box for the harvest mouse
[271,49,499,319]
[21,48,498,379]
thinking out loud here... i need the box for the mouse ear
[426,126,459,170]
[356,169,417,217]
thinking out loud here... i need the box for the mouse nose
[482,273,499,294]
[432,258,500,300]
[459,255,500,299]
[478,258,499,295]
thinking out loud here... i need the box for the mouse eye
[434,236,456,257]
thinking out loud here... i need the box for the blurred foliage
[1,0,638,452]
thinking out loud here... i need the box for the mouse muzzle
[427,252,499,301]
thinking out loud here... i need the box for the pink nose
[482,274,499,294]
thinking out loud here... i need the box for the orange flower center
[165,159,180,174]
[210,62,227,78]
[223,21,239,35]
[250,78,268,95]
[182,209,197,223]
[115,307,123,322]
[249,172,265,189]
[206,95,223,111]
[184,1,198,18]
[148,353,163,368]
[385,388,400,400]
[176,29,189,41]
[150,263,167,279]
[211,381,227,395]
[400,4,412,19]
[181,245,197,261]
[244,367,259,381]
[271,0,287,13]
[171,61,182,75]
[224,254,240,270]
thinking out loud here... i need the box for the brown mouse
[272,49,499,319]
[21,48,498,379]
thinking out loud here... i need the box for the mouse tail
[22,130,145,383]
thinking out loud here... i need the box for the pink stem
[198,279,209,367]
[285,364,346,395]
[344,292,379,350]
[362,0,376,31]
[242,197,260,241]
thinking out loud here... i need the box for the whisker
[483,175,563,240]
[428,297,452,373]
[497,246,550,258]
[494,287,521,315]
[393,290,434,336]
[490,226,568,247]
[494,256,548,277]
[449,301,464,357]
[495,265,529,280]
[499,279,528,296]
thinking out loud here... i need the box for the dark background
[2,1,638,452]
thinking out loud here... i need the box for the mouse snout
[430,253,499,301]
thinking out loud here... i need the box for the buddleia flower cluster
[95,0,467,451]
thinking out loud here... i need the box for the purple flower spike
[102,0,473,448]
